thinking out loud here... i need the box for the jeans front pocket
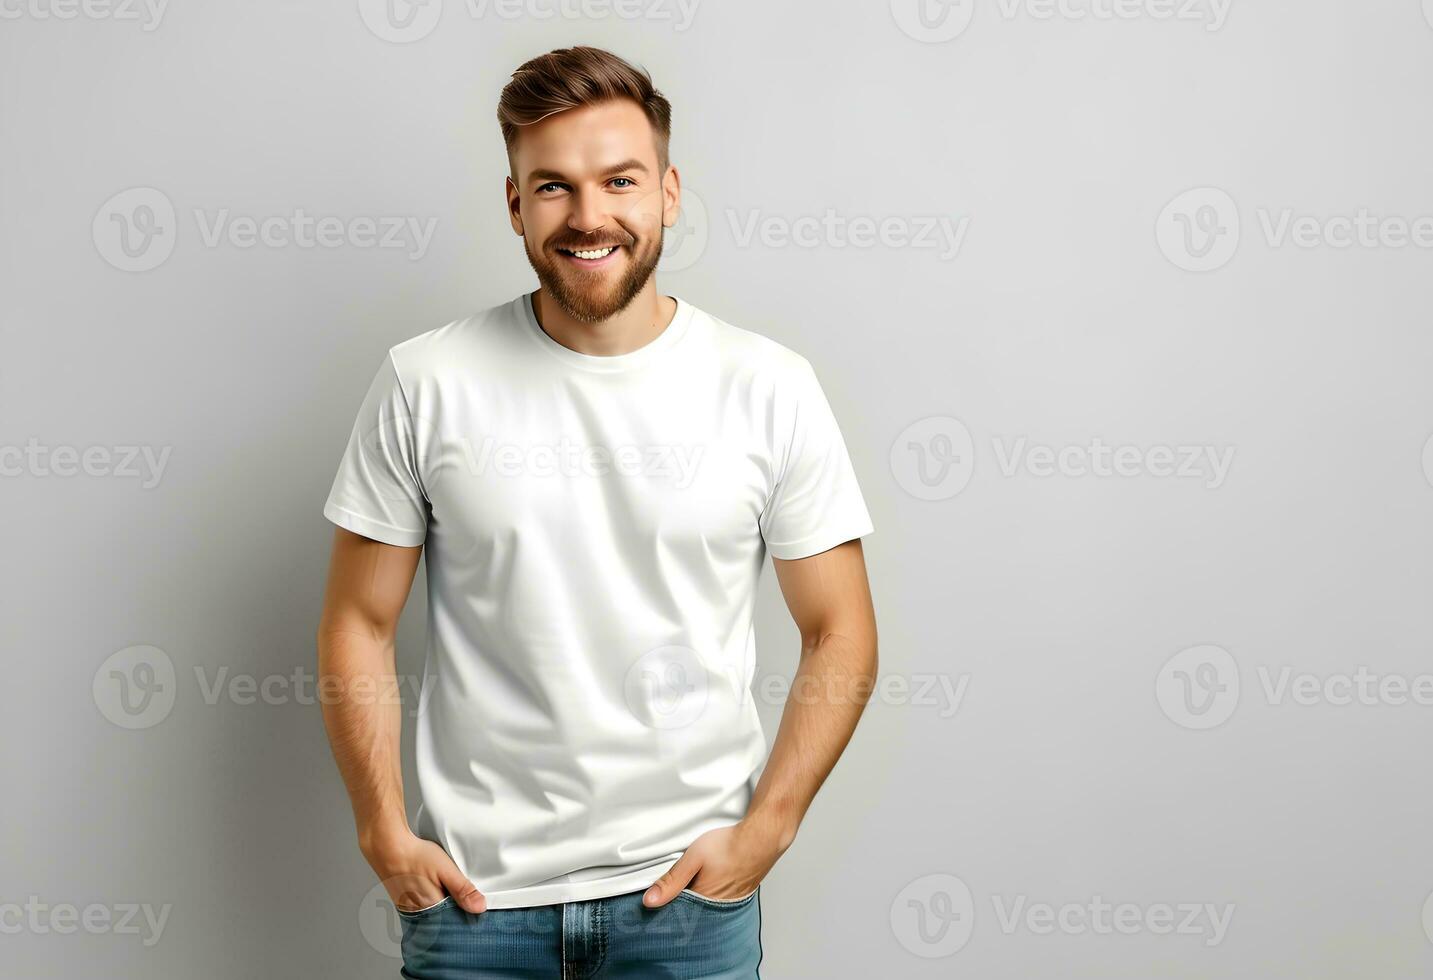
[395,894,454,919]
[676,884,759,910]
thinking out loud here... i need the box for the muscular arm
[748,537,879,849]
[316,527,422,851]
[643,537,878,905]
[316,527,485,913]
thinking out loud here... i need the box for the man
[317,45,878,978]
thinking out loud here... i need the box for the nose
[566,189,608,239]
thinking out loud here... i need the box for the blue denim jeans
[397,885,763,979]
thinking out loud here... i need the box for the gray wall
[5,1,1433,976]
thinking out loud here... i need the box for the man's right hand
[317,529,487,917]
[362,826,487,915]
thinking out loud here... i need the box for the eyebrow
[526,159,650,186]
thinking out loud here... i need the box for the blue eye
[611,178,634,188]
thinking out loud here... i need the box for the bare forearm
[317,625,409,851]
[745,627,878,851]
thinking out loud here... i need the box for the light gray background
[4,0,1433,976]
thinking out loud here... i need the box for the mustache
[549,232,635,251]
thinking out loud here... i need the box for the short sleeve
[322,353,429,547]
[759,358,874,560]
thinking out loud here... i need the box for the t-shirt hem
[765,519,874,561]
[474,857,680,909]
[323,502,426,548]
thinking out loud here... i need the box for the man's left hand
[641,820,789,907]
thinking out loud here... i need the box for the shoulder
[689,301,817,386]
[382,297,519,384]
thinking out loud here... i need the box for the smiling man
[317,46,878,978]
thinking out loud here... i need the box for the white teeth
[569,246,616,260]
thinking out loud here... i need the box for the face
[506,99,678,323]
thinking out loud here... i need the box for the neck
[530,284,677,357]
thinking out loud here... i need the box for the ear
[662,165,681,230]
[506,176,524,235]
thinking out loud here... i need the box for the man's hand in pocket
[362,826,486,914]
[641,821,786,908]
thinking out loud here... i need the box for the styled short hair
[497,46,672,176]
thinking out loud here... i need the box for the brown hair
[497,46,672,177]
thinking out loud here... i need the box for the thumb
[438,861,487,914]
[643,854,700,908]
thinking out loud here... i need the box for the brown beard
[523,225,664,323]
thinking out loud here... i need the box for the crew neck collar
[519,291,694,373]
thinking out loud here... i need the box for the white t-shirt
[323,291,874,908]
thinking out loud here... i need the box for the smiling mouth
[557,244,622,261]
